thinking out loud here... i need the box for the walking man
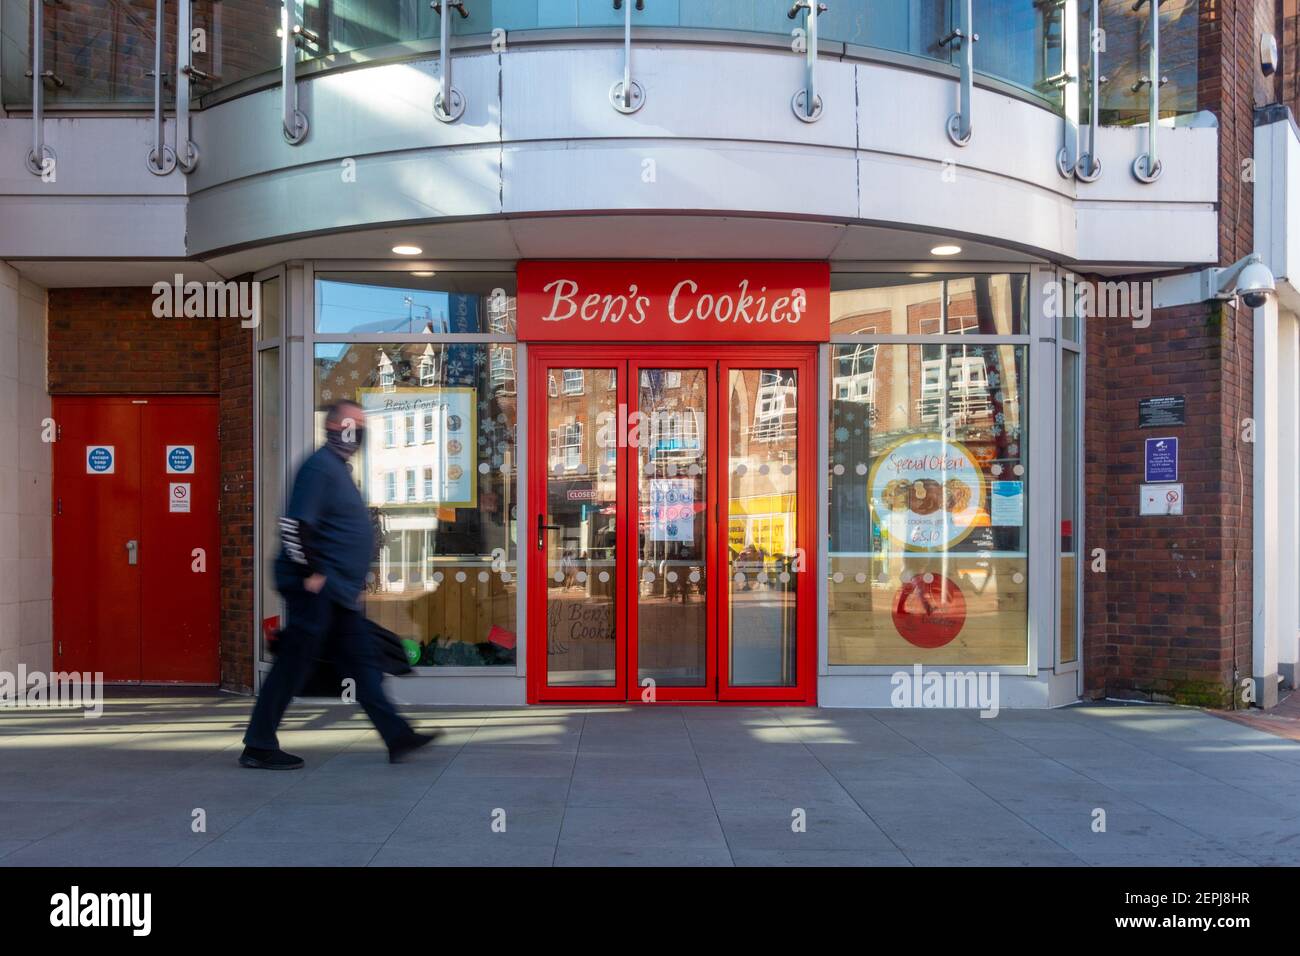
[240,400,436,770]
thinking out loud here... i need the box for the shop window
[313,340,519,667]
[831,274,1028,336]
[548,374,558,397]
[828,342,1029,666]
[314,272,517,336]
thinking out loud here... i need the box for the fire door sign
[85,445,115,474]
[169,482,192,513]
[166,445,195,473]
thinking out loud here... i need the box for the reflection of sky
[316,280,469,335]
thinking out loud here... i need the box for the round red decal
[892,574,967,648]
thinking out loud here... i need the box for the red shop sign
[516,260,830,341]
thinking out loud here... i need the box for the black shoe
[239,746,305,770]
[388,731,440,764]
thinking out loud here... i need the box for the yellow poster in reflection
[728,494,796,557]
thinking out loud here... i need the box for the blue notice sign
[86,445,114,474]
[1145,437,1179,483]
[166,445,195,474]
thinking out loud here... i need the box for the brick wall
[1082,0,1275,705]
[219,316,254,694]
[48,288,219,394]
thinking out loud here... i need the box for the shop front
[257,259,1081,709]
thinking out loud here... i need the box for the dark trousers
[244,589,413,751]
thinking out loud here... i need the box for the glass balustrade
[1,0,1200,126]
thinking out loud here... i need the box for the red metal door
[527,346,817,705]
[139,399,220,683]
[52,399,142,681]
[52,397,219,684]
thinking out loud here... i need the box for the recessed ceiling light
[392,244,423,256]
[930,244,962,256]
[908,272,930,278]
[410,271,436,278]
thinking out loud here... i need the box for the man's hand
[304,573,327,594]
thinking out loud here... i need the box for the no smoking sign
[169,482,191,513]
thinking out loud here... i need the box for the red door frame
[715,348,817,703]
[528,347,630,703]
[624,352,720,702]
[527,345,817,705]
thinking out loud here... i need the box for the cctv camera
[1236,259,1275,308]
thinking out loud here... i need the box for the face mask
[327,425,365,458]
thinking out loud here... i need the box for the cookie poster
[867,435,985,551]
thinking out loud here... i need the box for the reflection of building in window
[649,407,702,461]
[384,471,397,503]
[754,370,796,442]
[833,343,876,404]
[418,344,437,386]
[916,349,992,425]
[551,421,583,471]
[422,467,434,500]
[423,408,434,443]
[489,344,514,387]
[405,468,417,502]
[378,351,396,392]
[383,412,396,448]
[548,373,558,397]
[404,410,417,445]
[562,368,585,395]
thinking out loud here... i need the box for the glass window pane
[828,342,1029,665]
[313,341,518,666]
[1060,350,1080,663]
[544,368,619,687]
[315,272,516,335]
[944,275,1029,335]
[638,368,709,687]
[727,368,799,686]
[257,276,282,341]
[258,348,282,663]
[831,275,945,335]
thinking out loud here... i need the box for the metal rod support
[147,0,177,174]
[281,0,309,144]
[433,1,468,122]
[176,0,199,172]
[1131,0,1163,182]
[610,0,645,113]
[941,0,976,145]
[789,1,825,122]
[1075,0,1103,180]
[26,0,57,176]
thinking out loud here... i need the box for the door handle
[536,515,560,551]
[125,539,138,566]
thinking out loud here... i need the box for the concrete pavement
[1,696,1298,866]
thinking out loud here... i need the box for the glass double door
[528,346,815,703]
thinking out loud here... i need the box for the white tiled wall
[0,262,51,677]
